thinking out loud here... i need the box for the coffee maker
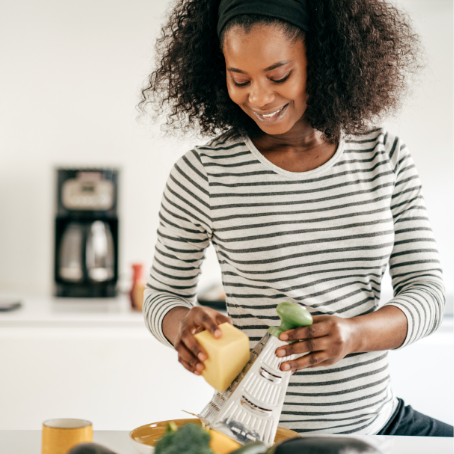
[54,168,119,297]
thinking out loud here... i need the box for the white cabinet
[388,322,453,425]
[0,295,213,430]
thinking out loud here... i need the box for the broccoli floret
[155,423,213,454]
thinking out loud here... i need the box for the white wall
[0,0,452,302]
[382,0,453,305]
[0,0,200,293]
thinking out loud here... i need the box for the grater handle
[267,302,312,338]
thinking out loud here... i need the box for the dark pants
[378,398,453,437]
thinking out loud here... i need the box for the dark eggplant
[66,442,117,454]
[267,437,380,454]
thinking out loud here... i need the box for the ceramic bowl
[129,418,300,454]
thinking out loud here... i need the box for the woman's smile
[252,103,290,124]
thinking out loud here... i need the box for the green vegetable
[166,421,178,434]
[267,302,313,339]
[230,441,268,454]
[155,423,213,454]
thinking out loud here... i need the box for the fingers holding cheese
[174,306,232,375]
[177,341,205,375]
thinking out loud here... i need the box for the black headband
[217,0,310,38]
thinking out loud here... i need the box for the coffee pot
[54,168,119,297]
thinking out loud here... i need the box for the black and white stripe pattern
[143,127,445,435]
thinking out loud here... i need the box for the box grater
[197,302,312,447]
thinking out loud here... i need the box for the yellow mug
[42,418,93,454]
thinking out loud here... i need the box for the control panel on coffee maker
[54,168,119,297]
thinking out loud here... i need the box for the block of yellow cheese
[194,322,250,391]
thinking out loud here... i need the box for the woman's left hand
[275,315,357,372]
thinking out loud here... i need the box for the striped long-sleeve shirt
[143,127,445,435]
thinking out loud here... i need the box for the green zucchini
[267,302,313,338]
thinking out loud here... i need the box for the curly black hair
[138,0,421,143]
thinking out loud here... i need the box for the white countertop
[0,430,453,454]
[1,430,137,454]
[0,293,145,327]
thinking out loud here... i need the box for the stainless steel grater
[197,302,313,447]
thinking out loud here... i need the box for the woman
[140,0,452,436]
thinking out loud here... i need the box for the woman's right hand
[173,306,232,375]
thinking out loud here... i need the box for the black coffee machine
[54,168,119,297]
